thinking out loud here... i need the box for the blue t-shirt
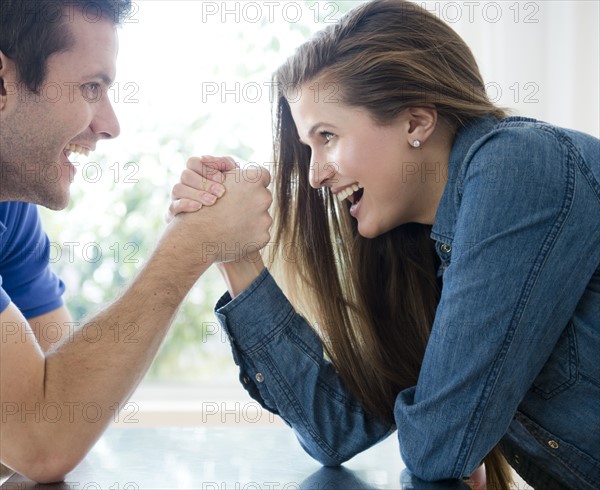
[0,202,65,317]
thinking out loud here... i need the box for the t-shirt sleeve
[0,202,65,318]
[0,279,10,313]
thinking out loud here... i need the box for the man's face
[0,11,120,209]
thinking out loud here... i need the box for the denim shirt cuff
[214,268,295,353]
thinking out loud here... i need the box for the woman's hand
[464,465,486,490]
[166,155,236,223]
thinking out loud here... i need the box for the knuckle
[202,162,218,175]
[186,199,201,211]
[172,182,184,196]
[187,156,201,169]
[181,170,192,184]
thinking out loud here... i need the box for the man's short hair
[0,0,132,93]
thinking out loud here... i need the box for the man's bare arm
[0,167,272,483]
[28,306,73,353]
[0,226,205,482]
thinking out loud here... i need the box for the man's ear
[0,50,15,109]
[1,51,8,107]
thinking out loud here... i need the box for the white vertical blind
[424,0,600,136]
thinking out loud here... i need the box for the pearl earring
[412,139,421,148]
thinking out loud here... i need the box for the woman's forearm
[218,257,265,298]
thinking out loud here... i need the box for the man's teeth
[64,144,90,157]
[336,183,363,202]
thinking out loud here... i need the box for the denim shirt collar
[431,116,499,244]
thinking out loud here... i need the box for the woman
[169,1,600,488]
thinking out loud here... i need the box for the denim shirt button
[440,243,452,253]
[514,454,520,465]
[255,373,265,383]
[548,440,559,449]
[242,375,250,384]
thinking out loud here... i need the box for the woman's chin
[357,222,384,239]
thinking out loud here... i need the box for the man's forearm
[1,165,272,482]
[38,222,210,475]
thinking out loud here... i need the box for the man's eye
[81,83,101,101]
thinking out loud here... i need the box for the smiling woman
[288,98,451,236]
[169,1,599,490]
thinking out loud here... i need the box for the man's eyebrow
[84,73,115,86]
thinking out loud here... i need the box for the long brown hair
[269,0,510,487]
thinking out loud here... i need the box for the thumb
[198,155,239,172]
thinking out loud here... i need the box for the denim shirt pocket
[513,411,600,489]
[532,321,579,399]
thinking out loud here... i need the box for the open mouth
[348,187,364,205]
[336,183,364,205]
[64,143,90,158]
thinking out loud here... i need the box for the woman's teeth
[64,144,90,157]
[337,183,363,202]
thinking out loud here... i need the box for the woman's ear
[405,106,438,148]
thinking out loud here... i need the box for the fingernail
[211,184,225,198]
[202,194,217,205]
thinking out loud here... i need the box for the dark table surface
[1,427,471,489]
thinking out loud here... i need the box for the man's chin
[35,188,71,211]
[43,200,69,211]
[44,196,71,211]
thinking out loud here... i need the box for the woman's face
[288,84,443,238]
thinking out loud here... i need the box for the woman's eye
[81,83,101,102]
[321,131,335,143]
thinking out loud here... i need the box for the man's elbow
[6,448,83,484]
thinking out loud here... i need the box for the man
[0,0,272,482]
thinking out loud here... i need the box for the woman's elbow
[401,444,463,482]
[297,437,356,467]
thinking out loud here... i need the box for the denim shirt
[215,116,600,489]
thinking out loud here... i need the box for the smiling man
[0,0,272,482]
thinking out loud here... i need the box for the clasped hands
[166,156,272,267]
